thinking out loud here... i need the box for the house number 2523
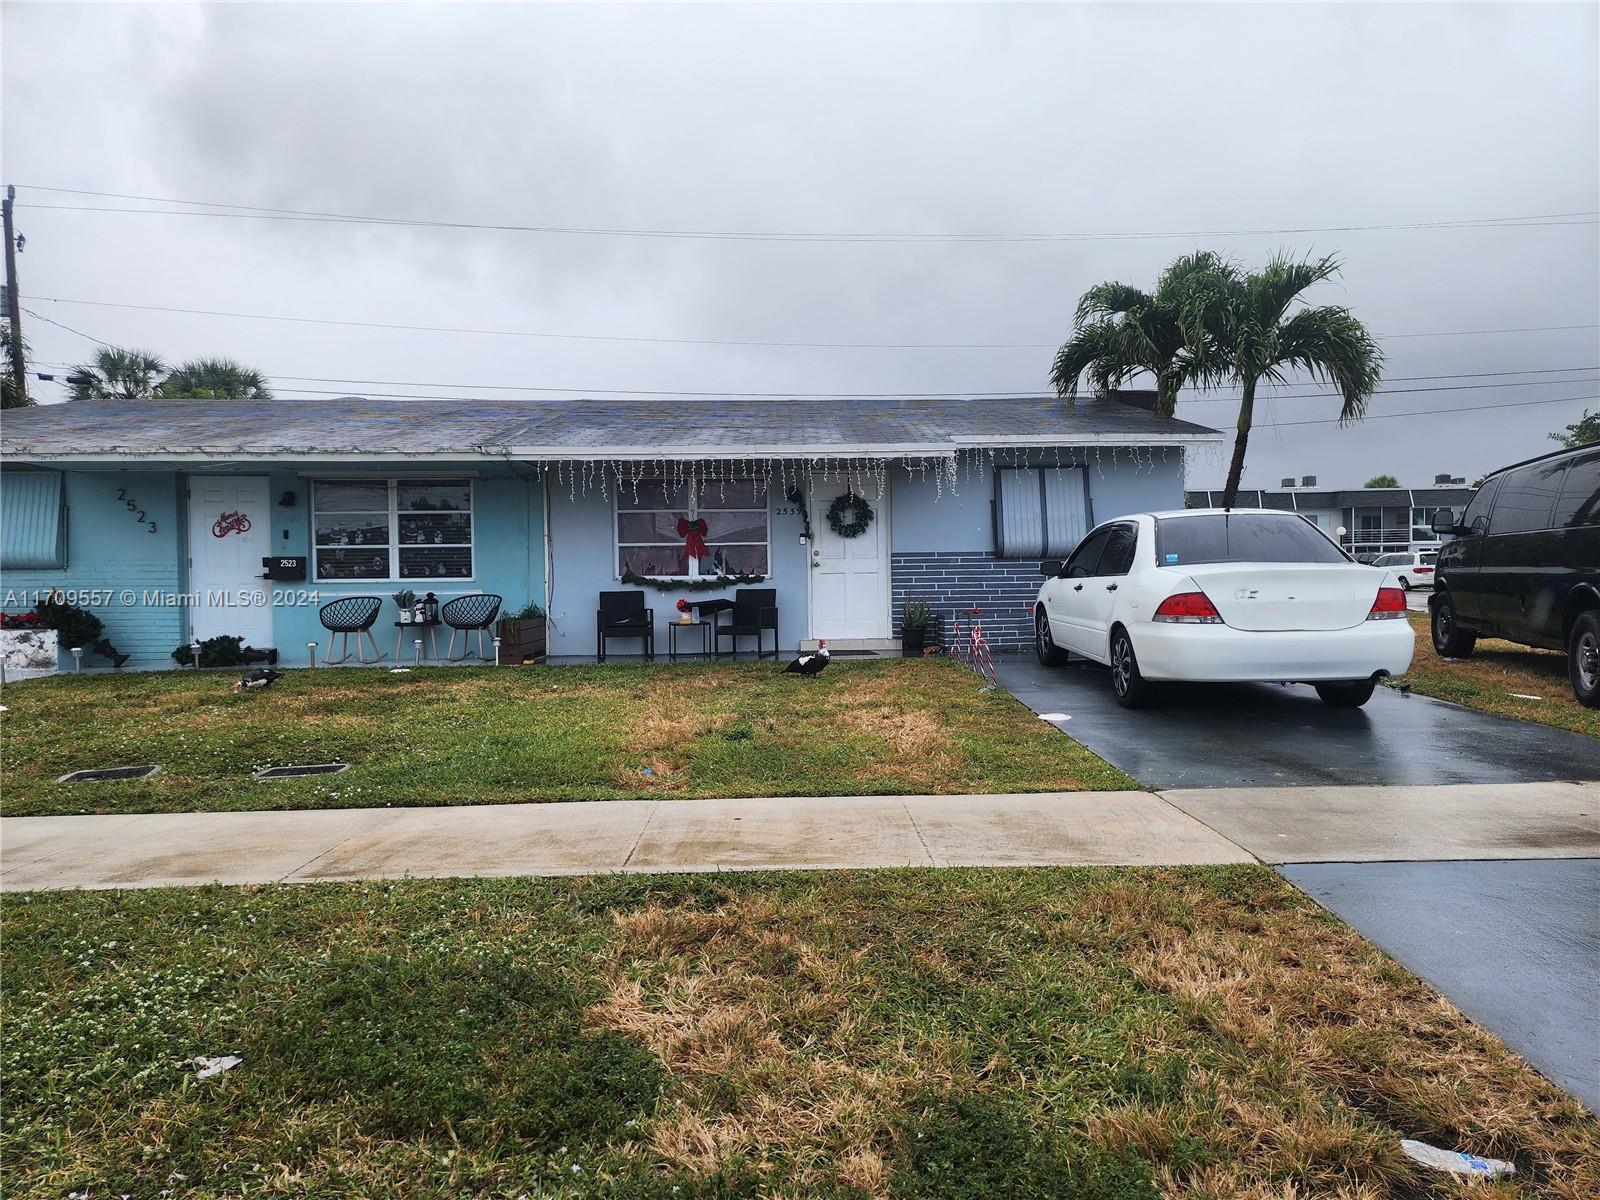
[115,487,159,534]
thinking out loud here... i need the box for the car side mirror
[1040,560,1063,578]
[1430,511,1458,535]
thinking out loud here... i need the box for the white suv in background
[1369,551,1438,591]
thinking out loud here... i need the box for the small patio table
[394,619,442,663]
[668,620,712,662]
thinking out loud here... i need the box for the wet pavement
[1282,859,1600,1112]
[994,655,1600,790]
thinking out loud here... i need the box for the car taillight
[1415,566,1434,574]
[1367,587,1407,619]
[1153,591,1224,624]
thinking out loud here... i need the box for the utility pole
[3,184,27,406]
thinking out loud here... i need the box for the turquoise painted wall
[0,469,186,668]
[1,466,544,672]
[268,470,544,665]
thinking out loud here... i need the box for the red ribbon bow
[677,517,708,559]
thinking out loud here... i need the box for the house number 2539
[115,487,159,534]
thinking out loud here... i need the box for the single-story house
[1,394,1220,670]
[1183,483,1474,557]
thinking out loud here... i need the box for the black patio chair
[319,595,385,665]
[597,591,654,661]
[714,588,778,660]
[442,593,503,662]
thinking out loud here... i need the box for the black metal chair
[597,591,654,661]
[442,593,503,662]
[715,588,778,659]
[319,596,385,665]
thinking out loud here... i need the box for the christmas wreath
[826,491,874,539]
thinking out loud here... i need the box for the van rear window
[1155,514,1349,566]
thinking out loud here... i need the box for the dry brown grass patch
[588,897,968,1195]
[1089,875,1600,1198]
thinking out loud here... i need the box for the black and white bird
[233,668,284,694]
[782,640,830,679]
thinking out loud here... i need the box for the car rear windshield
[1155,514,1349,566]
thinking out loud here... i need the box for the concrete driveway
[994,653,1600,1110]
[994,655,1600,789]
[1283,859,1600,1112]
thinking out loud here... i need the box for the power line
[1262,392,1597,428]
[25,294,1600,351]
[14,185,1599,242]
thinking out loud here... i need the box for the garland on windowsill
[620,569,768,592]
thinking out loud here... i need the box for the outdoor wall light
[279,491,297,507]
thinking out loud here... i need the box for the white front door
[187,475,273,647]
[808,480,891,642]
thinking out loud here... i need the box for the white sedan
[1033,509,1414,709]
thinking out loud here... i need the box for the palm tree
[1,318,31,409]
[67,347,168,401]
[1050,251,1233,416]
[1052,251,1383,508]
[160,357,272,400]
[1195,253,1383,507]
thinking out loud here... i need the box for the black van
[1429,443,1600,706]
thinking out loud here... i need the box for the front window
[616,479,769,578]
[313,479,474,581]
[1155,513,1349,566]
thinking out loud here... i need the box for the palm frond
[1248,252,1342,326]
[1051,320,1125,399]
[1074,282,1150,325]
[1270,306,1384,423]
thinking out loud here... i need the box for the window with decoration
[312,479,474,581]
[615,479,769,578]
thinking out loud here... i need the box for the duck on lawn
[233,668,284,694]
[782,640,830,679]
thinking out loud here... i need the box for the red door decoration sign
[212,511,253,538]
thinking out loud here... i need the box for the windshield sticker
[1164,552,1180,564]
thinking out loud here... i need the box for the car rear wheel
[1569,610,1600,709]
[1315,679,1376,708]
[1109,627,1150,709]
[1035,610,1068,667]
[1431,594,1477,659]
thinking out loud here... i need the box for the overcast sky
[4,1,1596,488]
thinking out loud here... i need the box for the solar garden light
[493,636,501,666]
[190,641,202,670]
[306,641,319,669]
[70,646,83,674]
[414,638,423,667]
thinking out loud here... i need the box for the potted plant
[901,598,932,657]
[393,589,417,624]
[496,602,548,664]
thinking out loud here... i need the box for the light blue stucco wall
[266,469,544,665]
[1,468,187,668]
[545,469,811,657]
[1,465,543,671]
[891,447,1187,551]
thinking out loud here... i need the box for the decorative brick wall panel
[891,552,1041,652]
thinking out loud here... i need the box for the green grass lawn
[0,658,1134,817]
[3,867,1594,1199]
[1389,614,1599,738]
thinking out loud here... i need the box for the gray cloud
[4,1,1596,486]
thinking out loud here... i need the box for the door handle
[1073,583,1083,591]
[1105,583,1118,591]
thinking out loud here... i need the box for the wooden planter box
[497,618,548,665]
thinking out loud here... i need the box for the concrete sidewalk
[0,790,1251,891]
[6,780,1598,892]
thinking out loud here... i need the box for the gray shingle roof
[2,394,1220,460]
